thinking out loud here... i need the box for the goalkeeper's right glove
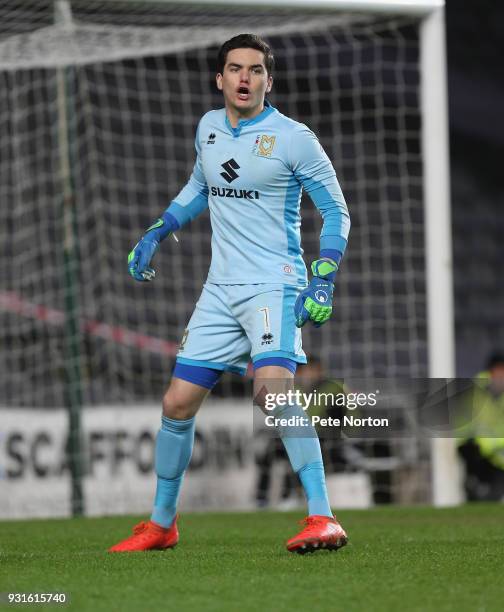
[128,216,172,282]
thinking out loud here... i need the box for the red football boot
[108,518,179,552]
[286,515,348,554]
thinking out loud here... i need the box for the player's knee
[162,389,193,420]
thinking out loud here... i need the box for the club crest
[253,134,276,157]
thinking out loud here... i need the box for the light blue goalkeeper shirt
[165,102,350,286]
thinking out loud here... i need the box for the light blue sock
[276,403,333,518]
[151,415,195,528]
[298,461,333,517]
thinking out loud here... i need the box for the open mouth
[237,86,250,100]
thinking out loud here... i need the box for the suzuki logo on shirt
[220,158,240,183]
[210,186,260,200]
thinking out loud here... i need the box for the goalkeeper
[110,33,350,554]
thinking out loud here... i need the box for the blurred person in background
[457,353,504,501]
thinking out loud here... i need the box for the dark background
[446,0,503,375]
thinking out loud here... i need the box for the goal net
[0,0,448,515]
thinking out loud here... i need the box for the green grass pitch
[1,504,502,612]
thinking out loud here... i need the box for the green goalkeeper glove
[128,214,176,282]
[294,258,338,328]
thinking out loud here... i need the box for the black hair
[217,33,274,76]
[486,352,504,370]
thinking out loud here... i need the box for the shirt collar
[225,100,276,137]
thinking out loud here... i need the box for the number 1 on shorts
[258,307,271,334]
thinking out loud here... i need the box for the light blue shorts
[176,283,307,375]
